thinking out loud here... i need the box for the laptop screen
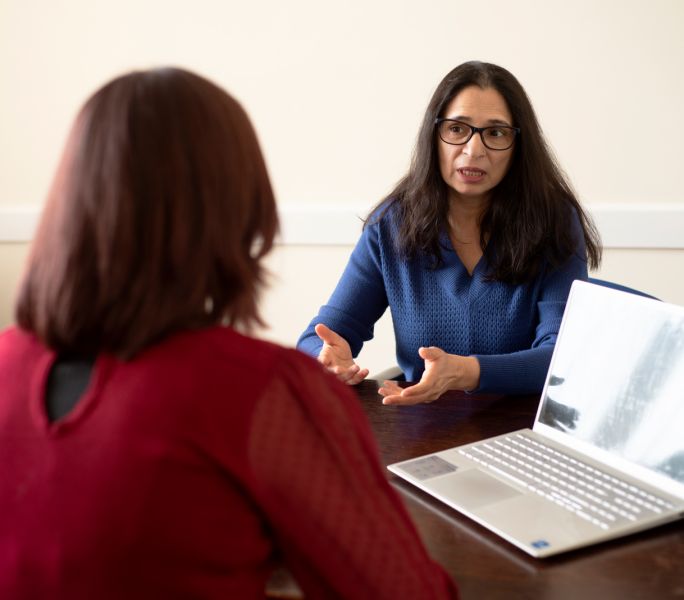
[537,282,684,486]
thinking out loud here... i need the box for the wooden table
[354,379,684,600]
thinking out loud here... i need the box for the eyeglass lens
[438,120,515,150]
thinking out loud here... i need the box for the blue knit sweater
[297,208,588,394]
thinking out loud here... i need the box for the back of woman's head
[16,67,278,358]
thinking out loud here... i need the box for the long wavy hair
[16,67,278,358]
[370,61,601,283]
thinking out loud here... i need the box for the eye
[487,127,509,138]
[438,120,472,144]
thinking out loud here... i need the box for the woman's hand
[378,347,480,405]
[315,323,369,385]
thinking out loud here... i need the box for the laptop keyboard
[459,432,675,530]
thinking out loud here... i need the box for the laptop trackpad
[443,469,523,509]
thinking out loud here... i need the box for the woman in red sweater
[0,68,457,599]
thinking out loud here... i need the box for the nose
[463,131,486,157]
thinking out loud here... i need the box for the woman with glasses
[298,61,601,404]
[0,68,457,598]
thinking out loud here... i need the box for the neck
[448,194,488,244]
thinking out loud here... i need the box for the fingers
[378,380,439,405]
[329,363,369,385]
[418,346,444,361]
[378,346,452,405]
[315,323,344,346]
[313,324,366,384]
[346,367,369,385]
[378,380,403,397]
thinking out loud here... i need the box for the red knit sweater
[0,326,456,599]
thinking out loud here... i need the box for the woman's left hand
[378,347,480,405]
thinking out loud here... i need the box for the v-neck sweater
[297,208,588,394]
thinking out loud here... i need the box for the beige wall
[0,244,27,330]
[1,0,683,370]
[2,1,684,208]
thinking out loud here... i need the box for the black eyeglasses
[435,118,520,151]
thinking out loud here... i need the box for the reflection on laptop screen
[538,288,684,485]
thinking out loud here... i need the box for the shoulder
[359,199,402,253]
[140,327,293,384]
[154,327,349,394]
[128,328,363,423]
[252,346,372,442]
[562,203,589,258]
[365,198,400,231]
[0,326,23,346]
[0,327,52,391]
[565,203,583,231]
[266,346,368,424]
[0,326,43,359]
[271,345,358,400]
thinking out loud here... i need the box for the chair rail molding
[1,203,683,249]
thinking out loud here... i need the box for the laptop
[388,280,684,557]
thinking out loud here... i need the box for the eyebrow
[447,115,513,127]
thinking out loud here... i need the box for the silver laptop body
[388,280,684,557]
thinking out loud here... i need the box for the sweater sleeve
[246,350,458,599]
[296,221,389,359]
[474,222,589,395]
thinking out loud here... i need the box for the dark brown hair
[16,67,278,358]
[370,61,601,283]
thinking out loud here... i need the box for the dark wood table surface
[354,379,684,600]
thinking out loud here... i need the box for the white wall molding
[279,203,684,249]
[1,203,683,249]
[588,204,684,249]
[0,206,41,242]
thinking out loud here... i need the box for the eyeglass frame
[434,118,520,151]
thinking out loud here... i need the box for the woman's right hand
[315,323,369,385]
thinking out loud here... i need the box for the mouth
[457,168,486,177]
